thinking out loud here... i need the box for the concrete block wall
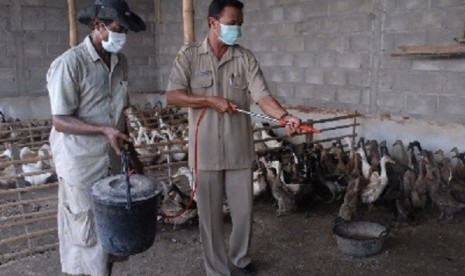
[1,0,465,129]
[0,0,158,118]
[379,0,465,125]
[154,0,465,126]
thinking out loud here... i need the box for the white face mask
[100,24,127,53]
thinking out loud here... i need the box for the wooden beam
[392,44,465,57]
[0,243,58,263]
[0,182,58,196]
[0,228,57,246]
[182,0,195,44]
[68,0,78,47]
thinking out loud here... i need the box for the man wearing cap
[46,0,145,275]
[166,0,303,275]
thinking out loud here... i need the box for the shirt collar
[84,35,119,68]
[200,36,243,59]
[199,37,210,54]
[84,36,101,62]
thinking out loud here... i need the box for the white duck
[160,128,187,162]
[124,106,142,130]
[259,122,282,149]
[356,147,371,179]
[252,122,267,152]
[253,165,268,197]
[361,155,395,204]
[150,131,170,164]
[130,126,151,155]
[20,146,52,186]
[37,144,53,169]
[159,180,197,230]
[172,167,195,191]
[343,136,355,158]
[0,148,12,160]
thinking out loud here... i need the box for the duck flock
[2,107,464,230]
[0,113,55,188]
[124,105,189,167]
[157,131,465,229]
[123,106,465,229]
[250,134,465,225]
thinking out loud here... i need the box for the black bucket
[91,174,162,256]
[332,221,389,257]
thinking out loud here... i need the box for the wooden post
[305,119,314,144]
[154,0,161,24]
[68,0,78,47]
[351,110,358,157]
[182,0,195,44]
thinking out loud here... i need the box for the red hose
[162,108,206,219]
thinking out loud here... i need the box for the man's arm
[256,95,288,119]
[166,89,237,114]
[52,115,131,155]
[257,95,301,136]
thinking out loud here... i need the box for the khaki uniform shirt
[166,37,270,170]
[47,36,129,185]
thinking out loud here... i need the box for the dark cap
[78,0,146,32]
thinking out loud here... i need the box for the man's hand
[281,114,301,136]
[102,126,132,155]
[207,96,237,114]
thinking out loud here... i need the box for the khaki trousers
[197,169,253,276]
[57,177,109,276]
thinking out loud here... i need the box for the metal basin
[333,221,389,257]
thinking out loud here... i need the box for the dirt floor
[1,198,465,276]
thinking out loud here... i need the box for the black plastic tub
[332,221,389,257]
[91,174,162,256]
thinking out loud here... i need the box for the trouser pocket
[62,203,97,247]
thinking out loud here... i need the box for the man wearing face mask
[46,0,145,275]
[166,0,303,275]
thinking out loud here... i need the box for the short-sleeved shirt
[47,36,129,186]
[166,37,270,170]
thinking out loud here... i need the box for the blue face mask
[218,23,241,46]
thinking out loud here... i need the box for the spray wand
[234,108,321,133]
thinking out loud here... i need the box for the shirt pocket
[191,75,213,94]
[229,74,247,90]
[228,74,249,105]
[62,203,97,247]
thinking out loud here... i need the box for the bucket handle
[121,148,132,210]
